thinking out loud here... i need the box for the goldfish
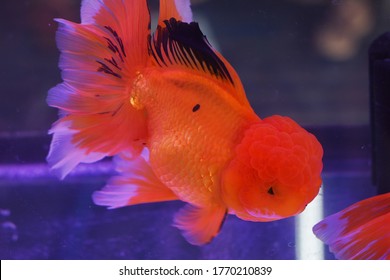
[47,0,323,245]
[313,193,390,259]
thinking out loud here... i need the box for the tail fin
[313,193,390,259]
[47,0,150,178]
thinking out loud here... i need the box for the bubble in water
[1,221,19,242]
[0,209,11,217]
[288,242,296,248]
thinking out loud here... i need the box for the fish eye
[267,186,275,195]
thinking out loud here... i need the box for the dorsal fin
[149,18,234,85]
[150,0,251,107]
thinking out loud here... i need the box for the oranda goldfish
[47,0,323,245]
[313,193,390,259]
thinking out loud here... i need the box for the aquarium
[1,0,389,260]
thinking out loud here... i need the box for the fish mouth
[234,203,306,222]
[246,208,285,221]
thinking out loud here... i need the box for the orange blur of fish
[47,0,323,245]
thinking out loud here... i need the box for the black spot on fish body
[192,104,200,112]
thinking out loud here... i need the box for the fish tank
[1,0,390,260]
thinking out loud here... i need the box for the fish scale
[144,70,251,206]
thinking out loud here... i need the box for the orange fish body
[48,0,323,245]
[135,67,256,205]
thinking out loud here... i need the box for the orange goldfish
[47,0,323,245]
[313,193,390,259]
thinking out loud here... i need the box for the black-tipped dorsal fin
[149,18,234,85]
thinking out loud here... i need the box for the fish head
[221,115,323,222]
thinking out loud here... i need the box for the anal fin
[93,150,177,208]
[173,204,227,246]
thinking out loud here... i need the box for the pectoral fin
[93,150,178,208]
[173,204,227,246]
